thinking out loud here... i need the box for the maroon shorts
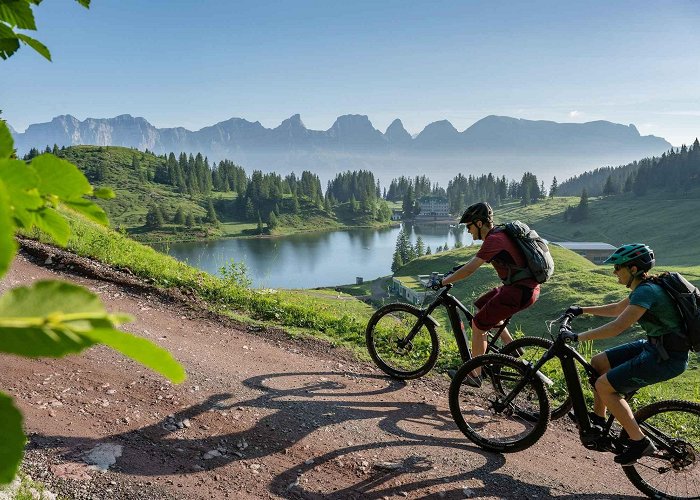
[472,285,540,331]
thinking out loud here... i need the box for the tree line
[558,139,700,198]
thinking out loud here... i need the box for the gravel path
[0,244,643,499]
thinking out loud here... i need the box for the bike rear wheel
[449,353,550,453]
[622,399,700,499]
[365,303,439,379]
[499,336,572,420]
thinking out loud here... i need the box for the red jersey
[476,228,539,288]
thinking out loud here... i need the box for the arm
[442,256,485,285]
[581,297,630,318]
[578,304,646,342]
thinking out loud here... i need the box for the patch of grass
[495,196,700,266]
[22,206,699,404]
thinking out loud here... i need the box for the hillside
[52,146,392,242]
[493,197,700,266]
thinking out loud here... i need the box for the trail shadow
[31,370,641,499]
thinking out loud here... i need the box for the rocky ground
[0,244,643,499]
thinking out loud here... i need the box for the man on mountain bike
[563,243,690,466]
[440,202,540,386]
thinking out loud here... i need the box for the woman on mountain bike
[564,243,690,466]
[440,202,540,386]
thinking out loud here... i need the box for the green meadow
[27,208,698,405]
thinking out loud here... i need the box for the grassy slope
[392,244,699,402]
[25,200,697,403]
[59,145,395,242]
[495,196,700,266]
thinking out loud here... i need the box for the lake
[155,223,474,289]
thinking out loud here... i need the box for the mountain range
[10,114,672,187]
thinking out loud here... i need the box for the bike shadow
[30,370,639,498]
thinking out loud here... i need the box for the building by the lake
[416,195,450,220]
[551,242,617,265]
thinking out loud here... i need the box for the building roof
[552,242,617,251]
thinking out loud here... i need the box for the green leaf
[0,392,25,485]
[15,33,50,61]
[63,198,108,226]
[0,158,42,228]
[30,154,92,200]
[33,207,70,246]
[82,328,186,384]
[0,1,37,29]
[74,0,91,8]
[0,121,13,159]
[0,281,104,318]
[0,181,17,279]
[0,325,95,357]
[93,187,115,200]
[0,37,20,61]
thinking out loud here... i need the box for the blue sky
[2,0,699,146]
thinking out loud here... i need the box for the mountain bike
[449,313,700,499]
[365,280,572,419]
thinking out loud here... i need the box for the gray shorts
[605,339,688,394]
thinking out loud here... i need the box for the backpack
[653,272,700,352]
[500,220,555,285]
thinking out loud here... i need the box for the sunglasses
[614,264,625,272]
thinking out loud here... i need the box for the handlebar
[559,314,573,331]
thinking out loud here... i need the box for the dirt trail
[0,247,642,499]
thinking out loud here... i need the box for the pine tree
[391,250,404,272]
[257,212,264,234]
[602,175,618,196]
[425,246,432,255]
[577,189,590,221]
[174,207,185,225]
[205,199,219,224]
[268,211,279,230]
[145,205,164,229]
[415,236,425,257]
[185,213,195,228]
[549,177,558,198]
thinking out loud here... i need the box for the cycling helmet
[459,202,493,225]
[604,243,655,272]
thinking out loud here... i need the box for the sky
[2,0,699,146]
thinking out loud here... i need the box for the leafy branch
[0,0,90,61]
[0,119,186,484]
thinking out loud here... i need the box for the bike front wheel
[449,353,550,453]
[365,303,439,380]
[499,336,572,420]
[623,399,700,499]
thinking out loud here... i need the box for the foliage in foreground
[0,119,186,484]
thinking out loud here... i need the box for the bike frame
[405,284,511,363]
[498,327,689,456]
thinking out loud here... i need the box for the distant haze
[11,113,671,188]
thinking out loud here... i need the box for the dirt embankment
[0,244,641,499]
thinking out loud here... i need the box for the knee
[595,375,614,395]
[471,320,486,339]
[590,353,609,374]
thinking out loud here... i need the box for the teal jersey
[629,282,684,337]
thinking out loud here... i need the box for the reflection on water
[153,223,474,289]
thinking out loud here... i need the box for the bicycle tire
[622,399,700,499]
[449,353,550,453]
[499,336,572,420]
[365,303,439,380]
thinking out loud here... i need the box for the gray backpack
[501,221,554,284]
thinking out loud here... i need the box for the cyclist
[440,201,540,386]
[563,243,690,465]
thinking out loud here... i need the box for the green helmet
[603,243,655,271]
